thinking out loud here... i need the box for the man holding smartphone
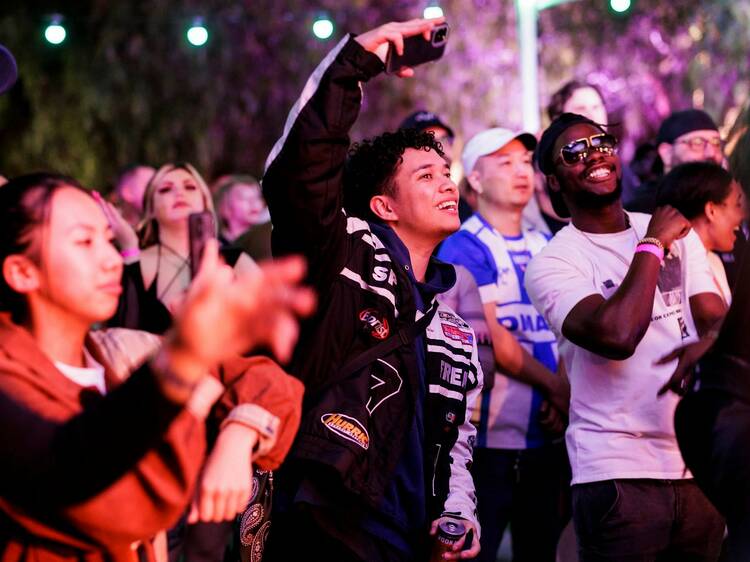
[262,18,481,562]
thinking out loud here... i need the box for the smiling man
[262,19,482,562]
[524,113,727,561]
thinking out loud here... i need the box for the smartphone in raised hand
[188,211,215,279]
[385,23,449,74]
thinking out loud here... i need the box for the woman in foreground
[0,173,313,561]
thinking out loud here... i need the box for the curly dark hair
[343,128,445,221]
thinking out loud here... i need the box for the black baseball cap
[535,112,606,218]
[0,45,17,95]
[399,110,454,139]
[656,109,718,145]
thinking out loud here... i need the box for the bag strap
[312,301,439,399]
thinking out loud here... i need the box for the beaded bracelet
[637,237,664,251]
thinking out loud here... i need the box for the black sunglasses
[557,133,618,166]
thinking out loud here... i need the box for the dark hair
[656,162,734,220]
[343,128,444,221]
[547,80,605,122]
[0,173,85,323]
[729,128,750,196]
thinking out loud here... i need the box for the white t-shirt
[525,212,719,484]
[55,348,107,395]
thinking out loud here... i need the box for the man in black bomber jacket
[262,19,482,561]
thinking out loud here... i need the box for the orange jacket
[0,317,303,561]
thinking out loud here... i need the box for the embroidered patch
[441,324,474,345]
[359,308,390,340]
[438,311,470,329]
[321,413,370,450]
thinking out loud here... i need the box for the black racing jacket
[262,35,482,530]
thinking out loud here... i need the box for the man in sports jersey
[438,128,569,562]
[525,113,726,561]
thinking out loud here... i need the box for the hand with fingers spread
[429,517,480,560]
[645,205,692,251]
[155,240,316,401]
[92,191,140,254]
[656,333,718,397]
[188,423,257,524]
[354,17,445,77]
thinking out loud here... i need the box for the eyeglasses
[556,133,618,166]
[676,136,723,151]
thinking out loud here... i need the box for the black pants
[676,389,750,562]
[572,479,724,562]
[471,443,569,562]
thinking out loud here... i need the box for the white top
[55,348,107,395]
[525,212,719,484]
[707,250,732,306]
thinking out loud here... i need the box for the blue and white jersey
[438,213,558,450]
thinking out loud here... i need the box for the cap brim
[0,45,18,95]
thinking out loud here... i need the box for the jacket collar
[369,223,456,303]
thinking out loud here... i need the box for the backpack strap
[311,301,439,400]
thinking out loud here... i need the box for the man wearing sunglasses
[625,109,723,214]
[525,112,727,561]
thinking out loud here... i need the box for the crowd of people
[1,14,750,562]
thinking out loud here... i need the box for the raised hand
[354,18,445,77]
[92,191,140,254]
[156,240,315,400]
[646,205,692,250]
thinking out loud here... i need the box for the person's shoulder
[534,224,577,252]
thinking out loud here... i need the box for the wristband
[635,243,664,264]
[120,247,140,259]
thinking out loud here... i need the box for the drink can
[430,520,466,561]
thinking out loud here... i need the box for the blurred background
[0,0,747,188]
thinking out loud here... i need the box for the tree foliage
[0,0,746,186]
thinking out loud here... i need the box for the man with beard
[524,113,726,561]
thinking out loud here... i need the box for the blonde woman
[108,163,256,334]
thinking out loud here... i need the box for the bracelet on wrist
[635,243,665,264]
[120,247,140,259]
[638,237,664,251]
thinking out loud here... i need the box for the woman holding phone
[0,173,313,560]
[107,162,256,334]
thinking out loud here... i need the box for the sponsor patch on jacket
[441,324,474,345]
[321,413,370,450]
[438,311,470,329]
[359,308,390,340]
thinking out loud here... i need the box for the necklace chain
[575,213,646,270]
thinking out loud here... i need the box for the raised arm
[262,35,381,270]
[561,207,691,359]
[262,19,443,277]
